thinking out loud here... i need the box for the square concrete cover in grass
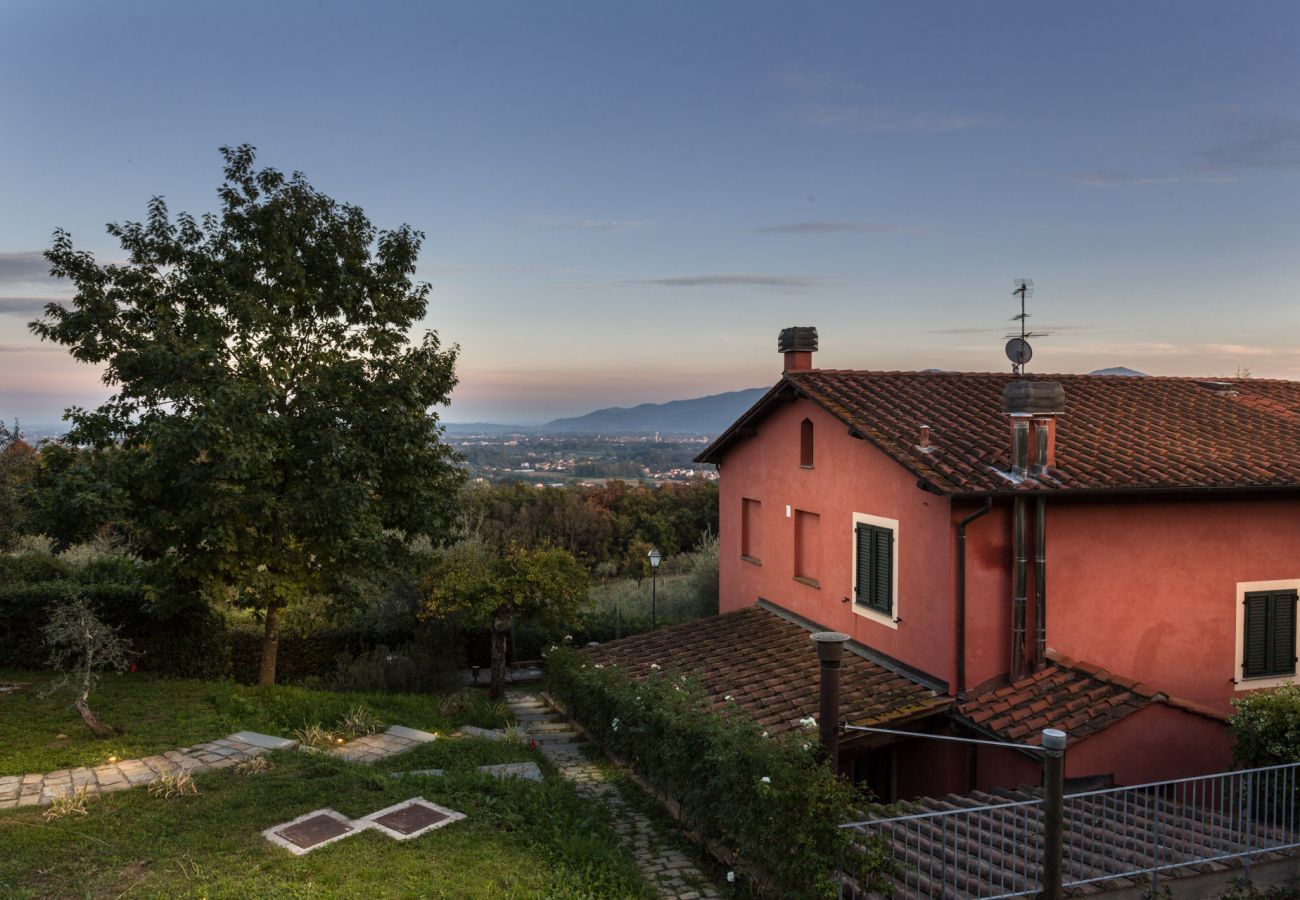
[361,797,466,841]
[263,809,358,855]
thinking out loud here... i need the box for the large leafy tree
[426,541,590,698]
[0,421,37,550]
[31,145,463,684]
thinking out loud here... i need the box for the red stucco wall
[717,397,957,686]
[974,704,1232,792]
[1044,495,1300,714]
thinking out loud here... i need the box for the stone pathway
[0,733,278,809]
[330,725,436,763]
[0,725,436,809]
[505,691,723,900]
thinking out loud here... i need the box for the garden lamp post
[648,547,662,630]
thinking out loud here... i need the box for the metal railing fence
[839,761,1300,899]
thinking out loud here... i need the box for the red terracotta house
[656,326,1300,801]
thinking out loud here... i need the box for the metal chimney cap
[779,326,819,354]
[1041,728,1068,750]
[1002,380,1065,416]
[810,631,850,663]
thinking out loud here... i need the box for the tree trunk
[259,599,282,686]
[75,696,116,738]
[489,609,511,700]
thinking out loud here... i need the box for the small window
[855,522,893,615]
[800,418,814,467]
[1243,590,1297,679]
[741,498,762,563]
[794,509,819,586]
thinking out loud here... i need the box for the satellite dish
[1006,338,1033,366]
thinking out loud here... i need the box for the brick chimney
[779,326,818,372]
[1001,380,1065,473]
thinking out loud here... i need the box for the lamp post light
[648,547,662,630]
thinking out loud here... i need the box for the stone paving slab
[457,725,508,741]
[505,691,722,900]
[330,728,422,763]
[477,761,543,782]
[230,731,298,751]
[386,725,437,743]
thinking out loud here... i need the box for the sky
[1,1,1298,426]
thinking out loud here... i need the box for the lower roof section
[580,601,951,736]
[956,649,1226,747]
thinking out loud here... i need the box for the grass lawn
[0,669,508,776]
[0,673,656,898]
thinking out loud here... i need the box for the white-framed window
[851,512,899,629]
[1234,579,1299,691]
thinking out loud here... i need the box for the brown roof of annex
[581,602,951,735]
[696,370,1300,495]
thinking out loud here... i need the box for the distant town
[449,431,717,485]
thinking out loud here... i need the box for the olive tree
[32,145,463,684]
[426,541,590,698]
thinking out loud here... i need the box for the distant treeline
[463,479,718,578]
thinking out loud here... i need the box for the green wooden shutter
[1273,590,1297,677]
[1243,592,1271,678]
[871,526,893,615]
[854,524,871,606]
[854,523,893,615]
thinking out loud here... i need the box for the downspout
[1011,497,1028,681]
[1010,418,1031,682]
[1034,421,1050,671]
[955,497,993,700]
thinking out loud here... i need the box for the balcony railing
[839,761,1300,899]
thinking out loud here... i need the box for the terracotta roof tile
[699,370,1300,494]
[581,605,950,735]
[957,650,1226,745]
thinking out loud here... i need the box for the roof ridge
[790,370,1299,384]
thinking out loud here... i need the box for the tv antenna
[1004,278,1049,375]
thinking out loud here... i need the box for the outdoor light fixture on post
[811,631,850,773]
[1041,728,1068,900]
[648,547,662,630]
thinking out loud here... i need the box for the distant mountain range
[446,368,1153,437]
[445,388,768,436]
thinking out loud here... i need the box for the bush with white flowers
[547,645,867,898]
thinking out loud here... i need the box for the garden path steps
[0,725,436,809]
[505,691,722,900]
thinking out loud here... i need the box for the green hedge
[546,645,861,898]
[0,553,230,679]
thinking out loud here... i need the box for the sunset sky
[2,1,1298,426]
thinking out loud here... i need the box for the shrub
[148,770,199,800]
[325,637,463,695]
[1229,685,1300,768]
[547,645,860,898]
[42,786,92,821]
[42,597,137,737]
